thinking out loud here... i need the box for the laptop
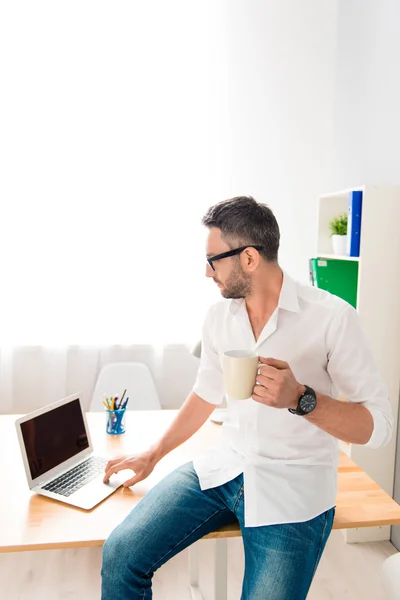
[15,393,125,510]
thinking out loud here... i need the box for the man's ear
[242,247,260,272]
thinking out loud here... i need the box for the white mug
[221,350,260,400]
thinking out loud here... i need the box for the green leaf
[329,212,347,236]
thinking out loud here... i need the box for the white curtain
[0,344,200,414]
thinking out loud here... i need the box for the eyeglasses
[207,245,264,271]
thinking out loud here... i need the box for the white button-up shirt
[192,272,393,527]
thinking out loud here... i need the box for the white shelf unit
[316,253,360,262]
[316,185,400,542]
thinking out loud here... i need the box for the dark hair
[202,196,280,263]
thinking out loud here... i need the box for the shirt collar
[229,270,300,314]
[278,271,300,313]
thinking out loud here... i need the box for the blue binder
[347,190,363,257]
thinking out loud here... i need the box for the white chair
[381,553,400,600]
[89,362,161,411]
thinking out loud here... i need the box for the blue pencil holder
[106,408,126,435]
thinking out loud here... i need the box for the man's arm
[252,358,384,446]
[103,392,215,486]
[304,392,373,445]
[322,303,393,449]
[252,304,393,450]
[148,392,216,462]
[104,306,224,486]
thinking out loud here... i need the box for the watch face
[299,394,316,413]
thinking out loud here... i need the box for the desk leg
[214,539,228,600]
[189,539,228,600]
[189,543,203,600]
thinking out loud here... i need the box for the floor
[0,531,396,599]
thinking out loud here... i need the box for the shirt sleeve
[192,306,225,405]
[326,304,393,449]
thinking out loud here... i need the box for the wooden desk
[2,410,400,554]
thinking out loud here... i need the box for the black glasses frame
[207,245,264,271]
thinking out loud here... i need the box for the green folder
[309,258,359,309]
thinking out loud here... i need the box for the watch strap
[288,385,316,416]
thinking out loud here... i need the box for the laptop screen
[20,398,89,480]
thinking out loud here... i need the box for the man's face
[205,228,252,299]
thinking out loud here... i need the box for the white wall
[332,0,400,545]
[0,1,340,414]
[219,0,400,277]
[0,1,231,346]
[212,0,338,282]
[333,0,400,187]
[0,1,339,348]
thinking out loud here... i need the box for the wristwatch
[288,385,317,416]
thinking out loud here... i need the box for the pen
[119,389,127,408]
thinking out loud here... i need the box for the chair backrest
[381,553,400,600]
[90,362,161,412]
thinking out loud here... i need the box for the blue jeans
[101,462,334,600]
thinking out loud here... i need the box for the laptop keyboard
[42,456,107,497]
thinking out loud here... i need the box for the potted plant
[329,212,348,256]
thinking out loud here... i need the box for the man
[101,196,392,599]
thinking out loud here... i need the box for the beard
[219,262,252,299]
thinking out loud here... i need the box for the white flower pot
[332,234,348,256]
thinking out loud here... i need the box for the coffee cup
[221,350,260,400]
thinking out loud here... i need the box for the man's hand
[103,450,158,488]
[252,357,305,410]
